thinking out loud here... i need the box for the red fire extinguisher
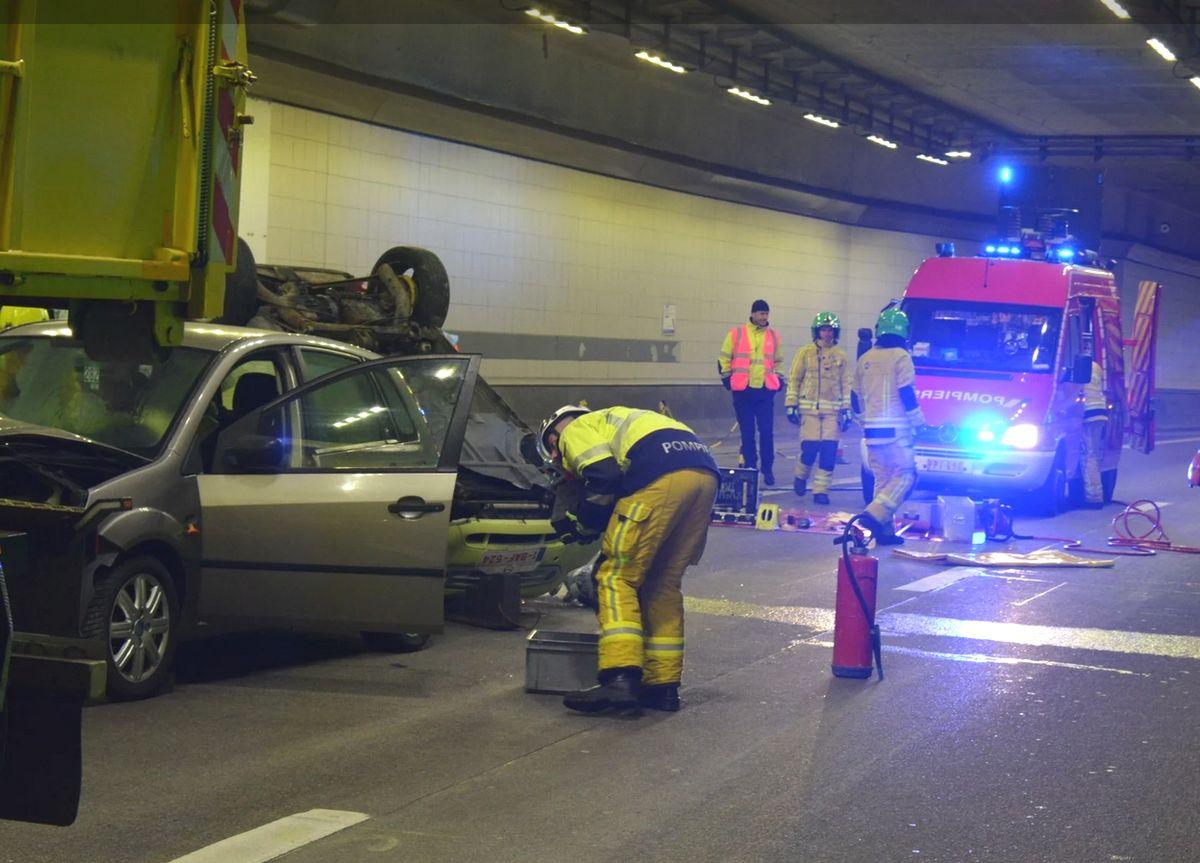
[832,517,883,680]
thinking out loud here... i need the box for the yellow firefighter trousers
[865,441,916,524]
[595,468,718,686]
[794,412,840,494]
[1081,420,1107,504]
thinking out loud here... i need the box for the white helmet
[537,404,590,463]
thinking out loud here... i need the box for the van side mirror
[1063,355,1093,384]
[223,434,286,471]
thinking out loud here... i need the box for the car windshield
[902,299,1061,374]
[0,335,214,457]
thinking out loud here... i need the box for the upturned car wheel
[370,246,451,330]
[88,556,179,700]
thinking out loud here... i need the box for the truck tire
[1030,452,1068,517]
[84,556,179,700]
[371,246,450,329]
[216,237,260,326]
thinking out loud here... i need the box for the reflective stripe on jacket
[852,346,925,445]
[719,324,781,391]
[785,343,852,413]
[1083,361,1108,423]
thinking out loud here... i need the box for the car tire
[370,246,451,330]
[1030,452,1068,517]
[216,237,260,326]
[85,556,179,700]
[361,632,431,653]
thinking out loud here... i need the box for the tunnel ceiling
[245,0,1200,251]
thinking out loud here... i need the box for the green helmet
[875,308,910,340]
[811,311,841,343]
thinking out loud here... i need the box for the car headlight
[1000,423,1039,449]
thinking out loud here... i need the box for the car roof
[4,321,381,359]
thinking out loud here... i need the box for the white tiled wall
[243,98,944,386]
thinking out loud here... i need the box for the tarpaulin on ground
[892,549,1115,568]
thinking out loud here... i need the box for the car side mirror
[222,434,286,471]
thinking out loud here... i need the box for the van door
[196,355,479,633]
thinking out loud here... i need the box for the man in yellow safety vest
[1081,360,1108,508]
[538,405,718,714]
[718,299,783,486]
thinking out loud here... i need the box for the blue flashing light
[998,165,1014,184]
[1056,247,1076,260]
[997,245,1011,255]
[984,244,997,254]
[977,427,996,443]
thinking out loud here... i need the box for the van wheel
[85,556,179,700]
[361,632,431,653]
[1030,454,1068,517]
[1101,469,1117,504]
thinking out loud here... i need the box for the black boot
[563,667,641,714]
[813,492,830,505]
[856,511,904,546]
[639,683,681,712]
[763,471,776,487]
[793,477,807,497]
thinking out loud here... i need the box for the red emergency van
[895,253,1127,515]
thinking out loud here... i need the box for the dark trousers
[732,387,775,474]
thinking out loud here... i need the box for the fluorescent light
[1146,38,1176,62]
[635,50,687,74]
[1191,76,1200,91]
[727,86,770,106]
[525,7,586,35]
[1098,0,1131,18]
[945,149,972,159]
[803,112,839,128]
[867,134,898,149]
[917,153,948,165]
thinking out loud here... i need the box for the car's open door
[196,355,479,634]
[1125,280,1161,454]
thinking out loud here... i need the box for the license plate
[916,456,970,474]
[478,548,545,574]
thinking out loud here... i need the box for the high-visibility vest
[728,324,780,391]
[1083,361,1108,423]
[561,407,695,476]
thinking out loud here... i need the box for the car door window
[190,352,289,474]
[219,356,473,472]
[298,348,360,381]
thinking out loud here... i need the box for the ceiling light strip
[635,50,686,74]
[917,154,949,166]
[727,86,770,106]
[525,7,586,35]
[803,112,839,128]
[1146,38,1176,62]
[867,134,898,149]
[1098,0,1131,19]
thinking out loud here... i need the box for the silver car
[0,321,564,699]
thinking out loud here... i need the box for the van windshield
[902,299,1061,374]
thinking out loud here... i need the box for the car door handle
[388,496,446,518]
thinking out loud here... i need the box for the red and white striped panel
[208,0,244,267]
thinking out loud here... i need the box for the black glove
[550,516,575,537]
[721,376,732,391]
[786,405,800,426]
[840,409,852,431]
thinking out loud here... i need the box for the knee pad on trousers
[818,440,838,471]
[799,440,820,465]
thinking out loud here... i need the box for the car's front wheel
[86,556,179,700]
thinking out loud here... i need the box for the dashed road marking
[1012,581,1067,607]
[166,809,369,863]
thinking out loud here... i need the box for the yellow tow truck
[0,0,252,823]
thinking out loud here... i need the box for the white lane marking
[685,596,1200,661]
[805,640,1150,676]
[166,809,369,863]
[1012,581,1067,607]
[895,569,978,592]
[1133,436,1199,446]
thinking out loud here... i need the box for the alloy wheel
[108,572,172,684]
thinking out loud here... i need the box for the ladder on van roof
[1125,280,1161,454]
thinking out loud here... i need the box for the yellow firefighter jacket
[852,345,926,445]
[785,343,853,414]
[1083,361,1108,423]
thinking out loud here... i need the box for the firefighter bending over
[851,308,925,545]
[785,312,853,504]
[1081,360,1108,508]
[539,405,718,714]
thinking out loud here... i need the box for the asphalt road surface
[4,435,1198,863]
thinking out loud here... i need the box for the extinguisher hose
[838,515,884,681]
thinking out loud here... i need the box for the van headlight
[1000,423,1039,449]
